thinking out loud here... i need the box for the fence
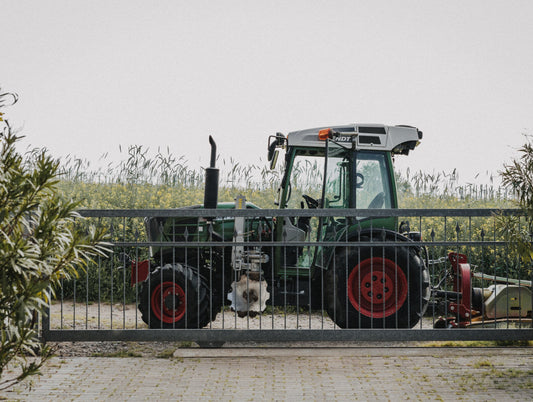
[42,207,533,344]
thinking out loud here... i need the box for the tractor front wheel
[326,245,430,328]
[139,264,214,329]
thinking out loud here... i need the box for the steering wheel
[356,173,365,188]
[302,194,320,209]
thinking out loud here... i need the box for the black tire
[326,244,430,328]
[138,264,216,329]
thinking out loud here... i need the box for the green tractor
[133,124,430,329]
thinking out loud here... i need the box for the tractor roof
[286,124,422,155]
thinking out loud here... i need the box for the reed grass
[58,145,515,209]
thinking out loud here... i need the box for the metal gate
[42,208,533,343]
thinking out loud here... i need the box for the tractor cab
[268,124,422,271]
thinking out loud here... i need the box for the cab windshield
[323,145,393,210]
[281,147,393,210]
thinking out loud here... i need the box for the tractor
[131,123,435,329]
[129,123,532,330]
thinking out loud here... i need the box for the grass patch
[420,340,533,348]
[156,349,176,359]
[473,359,493,368]
[495,340,533,347]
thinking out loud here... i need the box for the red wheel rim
[151,281,186,323]
[347,257,408,318]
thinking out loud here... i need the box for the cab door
[313,140,351,268]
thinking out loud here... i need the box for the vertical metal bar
[480,223,486,326]
[530,215,533,329]
[455,219,462,327]
[222,221,226,330]
[96,217,101,330]
[98,254,101,329]
[122,216,126,329]
[73,275,76,330]
[442,218,448,327]
[394,228,399,329]
[430,228,436,327]
[172,220,176,330]
[60,277,64,329]
[382,233,386,329]
[134,244,139,329]
[183,225,187,329]
[406,227,410,330]
[516,216,522,328]
[296,215,300,331]
[161,231,165,329]
[283,227,287,329]
[369,219,373,329]
[270,240,274,330]
[357,232,361,329]
[42,295,51,343]
[320,235,324,330]
[110,220,114,330]
[467,216,472,327]
[419,215,423,329]
[257,216,261,330]
[85,256,89,330]
[491,215,497,328]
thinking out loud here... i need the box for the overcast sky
[2,0,532,186]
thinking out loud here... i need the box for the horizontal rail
[78,208,524,218]
[113,241,511,248]
[43,328,533,343]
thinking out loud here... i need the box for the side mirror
[268,141,277,162]
[269,150,279,170]
[267,132,286,163]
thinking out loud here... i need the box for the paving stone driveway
[3,347,533,401]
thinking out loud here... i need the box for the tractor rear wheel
[326,244,430,328]
[139,264,215,329]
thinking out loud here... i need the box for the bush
[0,92,108,390]
[498,138,533,273]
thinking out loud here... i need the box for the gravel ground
[47,300,440,357]
[49,301,342,330]
[49,301,442,331]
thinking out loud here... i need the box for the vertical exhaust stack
[203,135,219,210]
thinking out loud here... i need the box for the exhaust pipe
[203,135,219,209]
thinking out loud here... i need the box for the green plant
[0,91,108,390]
[499,138,533,270]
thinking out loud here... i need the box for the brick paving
[2,347,533,401]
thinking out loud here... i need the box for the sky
[2,0,532,187]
